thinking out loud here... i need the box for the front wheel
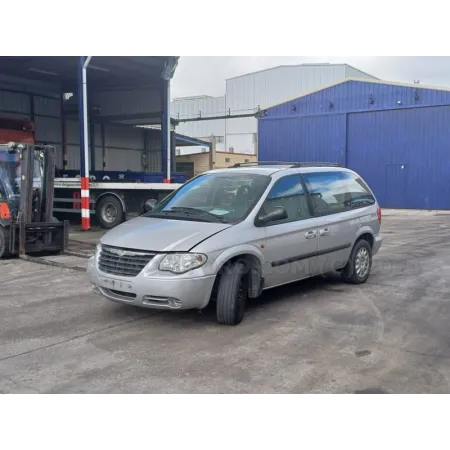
[96,196,124,229]
[216,261,248,325]
[341,239,372,284]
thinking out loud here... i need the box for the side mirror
[144,198,157,212]
[257,206,288,225]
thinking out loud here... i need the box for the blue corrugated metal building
[258,79,450,210]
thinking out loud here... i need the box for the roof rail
[231,161,297,168]
[231,161,343,168]
[291,162,343,168]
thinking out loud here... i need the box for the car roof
[206,163,352,176]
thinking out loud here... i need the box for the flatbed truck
[53,176,183,229]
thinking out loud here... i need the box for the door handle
[305,230,317,239]
[319,228,331,236]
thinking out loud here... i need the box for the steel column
[78,56,92,230]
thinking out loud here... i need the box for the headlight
[95,243,102,257]
[159,253,207,274]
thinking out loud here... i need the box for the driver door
[259,174,319,289]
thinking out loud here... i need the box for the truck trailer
[0,116,196,229]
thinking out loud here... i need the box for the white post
[82,56,92,181]
[166,78,171,182]
[80,56,92,230]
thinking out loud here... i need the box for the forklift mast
[0,142,68,258]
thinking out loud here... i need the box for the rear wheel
[0,226,11,258]
[216,261,248,325]
[96,196,124,229]
[342,239,372,284]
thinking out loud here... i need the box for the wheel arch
[212,247,265,300]
[95,192,126,213]
[355,226,375,248]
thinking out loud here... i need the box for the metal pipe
[82,56,92,179]
[81,56,92,230]
[166,79,171,182]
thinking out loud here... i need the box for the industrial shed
[172,63,376,154]
[0,56,179,176]
[258,78,450,210]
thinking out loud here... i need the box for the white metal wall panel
[345,65,378,80]
[0,111,30,120]
[105,125,144,150]
[33,96,60,117]
[67,145,81,169]
[226,117,256,135]
[94,146,104,170]
[66,119,80,144]
[225,64,357,135]
[148,151,161,172]
[226,64,348,112]
[0,74,60,96]
[226,134,255,154]
[94,124,102,145]
[64,144,102,171]
[0,90,31,114]
[34,116,62,144]
[171,96,225,138]
[105,148,142,171]
[91,88,161,116]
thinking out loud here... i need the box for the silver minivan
[87,162,382,325]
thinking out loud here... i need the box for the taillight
[376,207,382,224]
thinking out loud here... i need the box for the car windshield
[146,172,271,224]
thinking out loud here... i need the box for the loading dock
[0,56,185,229]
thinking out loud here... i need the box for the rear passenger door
[259,174,318,288]
[302,171,375,275]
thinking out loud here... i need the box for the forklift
[0,142,68,258]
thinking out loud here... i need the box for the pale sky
[171,56,450,99]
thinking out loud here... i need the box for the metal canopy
[175,133,212,148]
[0,56,178,91]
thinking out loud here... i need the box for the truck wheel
[0,226,11,258]
[216,261,248,325]
[96,196,124,229]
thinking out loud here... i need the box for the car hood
[100,216,232,252]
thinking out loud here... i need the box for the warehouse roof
[226,63,378,81]
[262,77,450,112]
[0,56,179,92]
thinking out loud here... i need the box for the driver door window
[260,175,311,224]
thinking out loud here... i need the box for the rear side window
[302,171,375,216]
[261,174,311,224]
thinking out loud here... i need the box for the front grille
[98,245,155,277]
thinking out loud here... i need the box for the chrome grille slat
[98,245,155,277]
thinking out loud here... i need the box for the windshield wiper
[167,207,227,223]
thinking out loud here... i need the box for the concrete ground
[1,211,450,393]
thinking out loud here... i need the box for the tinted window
[260,175,311,224]
[303,171,375,216]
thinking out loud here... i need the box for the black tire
[0,225,11,259]
[96,196,124,229]
[216,261,248,325]
[341,239,372,284]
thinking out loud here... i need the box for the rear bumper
[372,233,383,255]
[87,257,216,310]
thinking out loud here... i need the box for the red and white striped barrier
[80,177,90,230]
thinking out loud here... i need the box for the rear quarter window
[302,171,375,216]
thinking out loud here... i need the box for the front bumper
[87,257,216,310]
